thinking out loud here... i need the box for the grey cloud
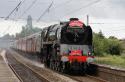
[0,0,125,21]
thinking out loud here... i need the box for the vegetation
[93,31,123,56]
[93,31,125,68]
[16,15,42,38]
[16,26,41,38]
[95,55,125,68]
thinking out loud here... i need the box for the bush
[108,39,123,55]
[93,33,106,56]
[93,32,123,56]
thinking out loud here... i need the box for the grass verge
[95,55,125,68]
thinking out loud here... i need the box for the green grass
[95,55,125,68]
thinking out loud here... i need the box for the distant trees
[98,30,104,39]
[93,31,123,56]
[16,26,41,38]
[109,36,117,39]
[1,34,15,40]
[16,15,42,38]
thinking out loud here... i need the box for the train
[13,18,94,73]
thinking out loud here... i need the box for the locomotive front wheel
[60,62,66,73]
[51,61,55,70]
[57,62,60,72]
[60,62,69,73]
[49,60,53,69]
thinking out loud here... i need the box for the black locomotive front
[59,18,94,72]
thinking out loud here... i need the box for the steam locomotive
[14,18,94,73]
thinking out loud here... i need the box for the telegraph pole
[87,15,89,26]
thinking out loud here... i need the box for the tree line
[16,26,41,38]
[93,31,124,56]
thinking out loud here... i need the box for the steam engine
[14,18,94,73]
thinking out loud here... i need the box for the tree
[109,36,117,40]
[93,33,104,55]
[108,39,123,55]
[16,15,42,38]
[16,26,42,38]
[98,30,104,39]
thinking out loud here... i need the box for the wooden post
[87,15,89,26]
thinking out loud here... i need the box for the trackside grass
[95,55,125,68]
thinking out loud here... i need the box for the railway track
[6,50,50,82]
[7,48,125,82]
[9,49,108,82]
[27,62,106,82]
[6,49,78,82]
[48,66,107,82]
[69,75,107,82]
[91,63,125,82]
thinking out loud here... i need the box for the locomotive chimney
[69,18,79,21]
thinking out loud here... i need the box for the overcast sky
[0,0,125,38]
